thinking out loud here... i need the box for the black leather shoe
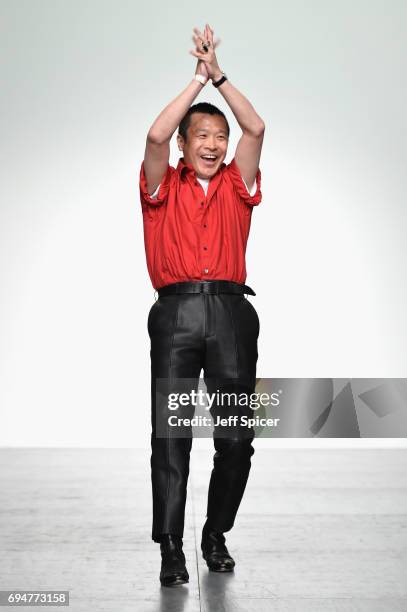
[159,534,189,587]
[201,525,235,572]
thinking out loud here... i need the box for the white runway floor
[1,447,406,611]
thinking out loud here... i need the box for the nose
[205,137,218,150]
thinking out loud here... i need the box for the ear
[176,133,184,151]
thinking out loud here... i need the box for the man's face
[177,113,229,179]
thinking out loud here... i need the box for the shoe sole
[202,554,235,572]
[160,574,189,587]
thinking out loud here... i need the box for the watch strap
[212,73,227,88]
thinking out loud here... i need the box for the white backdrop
[1,0,406,447]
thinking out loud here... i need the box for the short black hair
[178,102,230,143]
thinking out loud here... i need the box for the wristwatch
[194,74,208,86]
[212,72,228,88]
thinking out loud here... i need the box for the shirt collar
[177,156,226,179]
[177,157,195,177]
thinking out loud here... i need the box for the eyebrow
[194,128,228,135]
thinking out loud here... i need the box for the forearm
[147,78,204,143]
[213,73,265,136]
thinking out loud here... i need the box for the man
[139,24,265,587]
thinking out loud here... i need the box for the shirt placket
[194,177,210,277]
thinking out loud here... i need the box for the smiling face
[177,113,229,179]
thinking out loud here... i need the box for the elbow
[147,130,171,145]
[245,121,266,138]
[253,121,266,137]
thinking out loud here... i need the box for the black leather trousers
[147,281,260,543]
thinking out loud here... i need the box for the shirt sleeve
[139,161,172,207]
[242,177,257,197]
[226,157,262,206]
[150,184,160,199]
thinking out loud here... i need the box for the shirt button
[203,224,207,228]
[201,202,204,206]
[203,246,207,250]
[203,268,209,274]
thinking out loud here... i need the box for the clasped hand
[190,24,222,81]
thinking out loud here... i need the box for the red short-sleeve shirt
[139,156,262,290]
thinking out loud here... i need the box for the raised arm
[190,25,265,192]
[144,57,211,195]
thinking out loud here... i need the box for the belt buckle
[201,281,218,295]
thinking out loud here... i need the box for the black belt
[157,280,256,297]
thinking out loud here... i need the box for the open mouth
[200,155,218,166]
